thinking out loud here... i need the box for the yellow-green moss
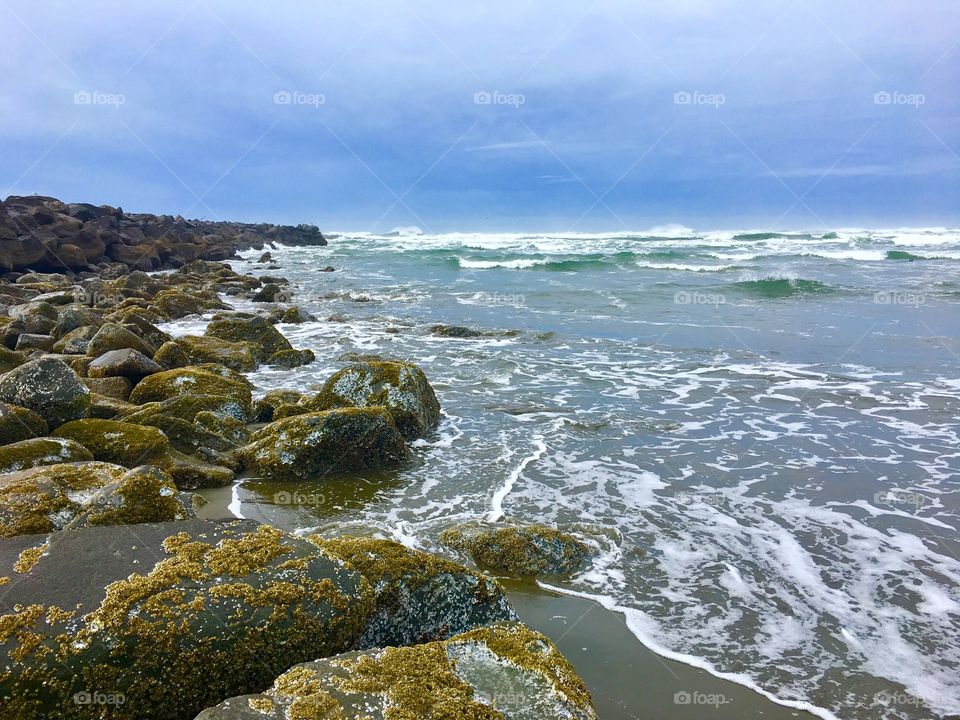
[13,542,48,574]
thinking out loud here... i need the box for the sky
[1,0,958,232]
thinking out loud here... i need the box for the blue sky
[2,1,957,232]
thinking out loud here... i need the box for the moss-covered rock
[88,348,163,380]
[51,324,99,354]
[195,622,597,720]
[53,418,170,467]
[50,305,102,339]
[252,389,307,422]
[128,366,253,416]
[0,356,90,429]
[430,324,485,338]
[313,537,515,649]
[86,322,156,357]
[161,448,235,489]
[309,360,441,439]
[122,393,250,424]
[88,394,138,420]
[62,465,194,529]
[439,523,589,576]
[175,335,259,372]
[205,315,293,361]
[153,339,191,369]
[152,288,228,319]
[240,408,411,482]
[0,402,47,445]
[0,461,127,537]
[0,437,94,474]
[0,346,25,373]
[0,520,375,719]
[195,410,250,447]
[266,348,315,368]
[13,333,54,352]
[83,376,133,401]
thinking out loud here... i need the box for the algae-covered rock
[128,366,254,416]
[439,523,589,576]
[51,324,99,354]
[0,520,375,719]
[0,401,47,445]
[176,335,259,372]
[205,315,293,361]
[161,448,235,489]
[310,360,441,439]
[0,356,90,429]
[121,394,250,454]
[153,339,191,369]
[239,408,411,482]
[86,321,156,357]
[13,333,54,351]
[266,347,315,368]
[64,465,194,528]
[122,393,250,424]
[87,348,163,380]
[195,410,250,447]
[195,622,597,720]
[53,418,170,467]
[430,323,485,338]
[313,536,516,649]
[83,376,133,401]
[0,346,25,373]
[0,461,127,537]
[0,437,94,474]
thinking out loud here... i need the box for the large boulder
[0,520,374,719]
[0,356,90,429]
[266,348,315,369]
[205,315,293,361]
[439,523,589,576]
[313,537,515,649]
[87,348,163,380]
[309,360,441,439]
[239,408,411,482]
[52,418,170,467]
[0,437,93,474]
[128,366,254,416]
[86,322,156,357]
[195,622,597,720]
[175,335,259,372]
[0,401,47,444]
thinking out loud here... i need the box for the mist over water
[170,228,960,719]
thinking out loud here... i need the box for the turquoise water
[171,228,960,719]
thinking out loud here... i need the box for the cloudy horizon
[2,0,958,232]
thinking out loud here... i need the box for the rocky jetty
[0,199,597,720]
[0,194,326,275]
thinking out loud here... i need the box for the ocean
[170,228,960,720]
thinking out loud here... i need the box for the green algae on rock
[312,536,516,649]
[0,356,90,429]
[266,348,315,369]
[309,361,441,440]
[0,437,94,474]
[128,365,254,416]
[239,408,411,482]
[176,335,261,372]
[0,401,47,445]
[194,621,597,720]
[87,348,163,380]
[85,321,157,357]
[205,315,293,361]
[439,523,589,577]
[53,418,170,467]
[0,520,374,720]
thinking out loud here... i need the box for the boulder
[205,315,293,361]
[87,348,163,380]
[128,366,254,416]
[153,339,191,369]
[51,305,102,339]
[86,322,156,357]
[13,333,54,351]
[240,408,411,482]
[175,335,259,372]
[313,537,515,649]
[0,520,374,720]
[430,324,485,338]
[266,348,315,368]
[0,346,25,373]
[194,622,597,720]
[51,324,99,354]
[0,437,94,474]
[309,360,441,439]
[252,389,306,422]
[439,523,589,576]
[53,418,170,467]
[83,376,133,401]
[64,465,194,528]
[251,282,287,302]
[0,356,90,428]
[0,401,47,444]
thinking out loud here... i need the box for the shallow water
[179,227,960,720]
